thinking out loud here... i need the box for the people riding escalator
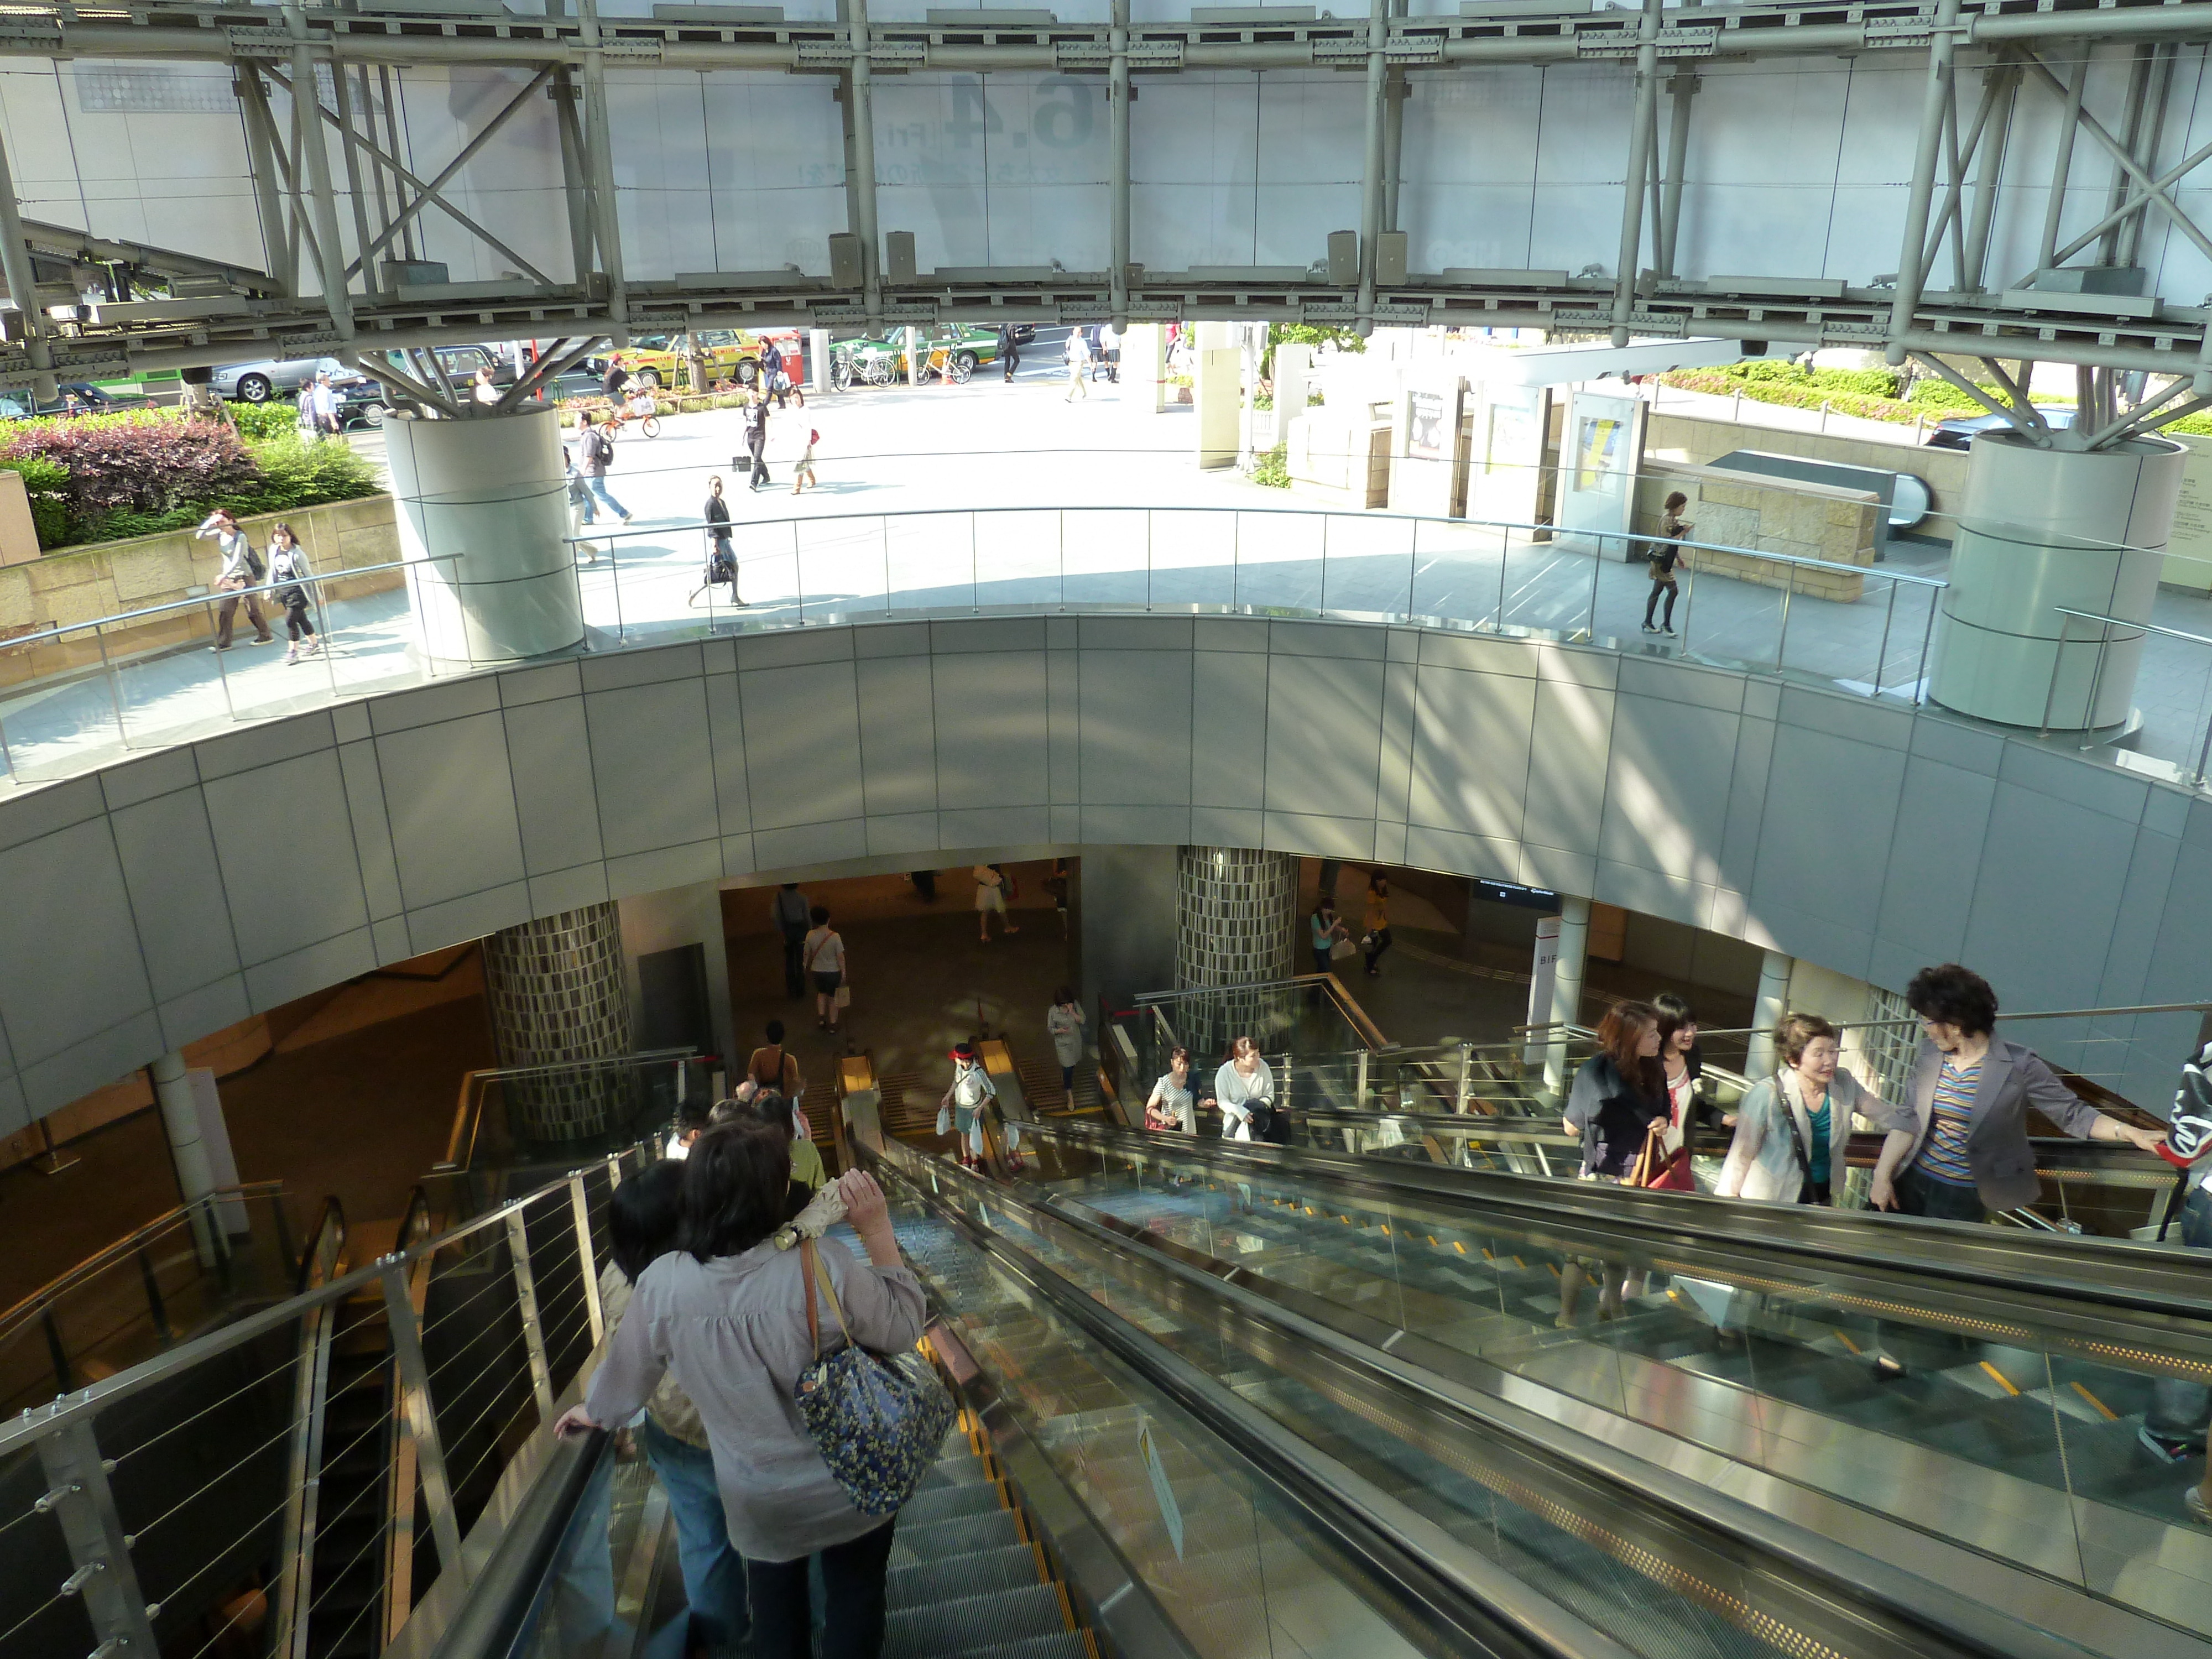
[1558,1001,1670,1324]
[1211,1035,1281,1144]
[559,1128,922,1659]
[1718,1014,1902,1208]
[1145,1045,1197,1133]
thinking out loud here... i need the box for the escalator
[960,1109,2212,1652]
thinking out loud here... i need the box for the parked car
[210,356,354,404]
[1924,408,2075,449]
[834,326,1003,385]
[615,328,810,390]
[0,382,153,419]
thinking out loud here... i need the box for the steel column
[505,1209,556,1423]
[1383,70,1407,235]
[2022,53,2212,268]
[0,105,54,398]
[36,1418,159,1659]
[380,1256,467,1579]
[237,66,296,296]
[2037,43,2087,273]
[848,0,883,328]
[1354,0,1387,334]
[552,72,595,287]
[1885,0,1963,363]
[286,5,354,338]
[329,51,381,300]
[1962,61,2017,291]
[1609,0,1663,347]
[578,0,630,336]
[377,66,420,263]
[1109,0,1130,328]
[2120,41,2176,269]
[2099,42,2157,269]
[1658,72,1695,276]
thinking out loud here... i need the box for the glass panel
[1407,517,1506,625]
[884,511,978,611]
[0,620,129,780]
[1230,509,1326,614]
[1317,511,1414,620]
[1146,509,1238,610]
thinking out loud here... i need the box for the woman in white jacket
[1210,1036,1275,1142]
[1718,1014,1901,1207]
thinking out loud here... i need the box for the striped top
[1915,1057,1982,1186]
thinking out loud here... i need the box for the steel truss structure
[3,0,2212,444]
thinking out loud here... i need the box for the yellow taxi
[618,330,809,390]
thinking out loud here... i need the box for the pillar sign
[1525,916,1561,1067]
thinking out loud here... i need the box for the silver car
[210,355,356,404]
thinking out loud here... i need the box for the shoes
[2140,1426,2201,1464]
[620,513,634,524]
[211,643,232,653]
[1006,1152,1026,1172]
[252,634,276,645]
[284,647,299,664]
[1005,925,1020,935]
[1641,622,1658,633]
[817,1017,830,1031]
[2188,1485,2212,1527]
[1662,624,1677,637]
[1873,1355,1908,1382]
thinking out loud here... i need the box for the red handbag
[1629,1117,1694,1191]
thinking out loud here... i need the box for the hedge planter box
[0,494,401,687]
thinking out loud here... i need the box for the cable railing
[2047,603,2212,788]
[0,1128,655,1659]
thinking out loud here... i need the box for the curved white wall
[0,614,2205,1125]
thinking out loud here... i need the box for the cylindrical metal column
[149,1051,220,1264]
[1109,0,1131,328]
[1354,0,1387,335]
[1542,895,1590,1093]
[385,404,582,665]
[1929,432,2185,728]
[1744,949,1793,1081]
[482,903,635,1141]
[1174,846,1300,1061]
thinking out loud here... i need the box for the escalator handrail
[974,1163,2108,1659]
[863,1131,1644,1659]
[1015,1115,2212,1336]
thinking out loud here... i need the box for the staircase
[1015,1058,1105,1119]
[301,1286,400,1659]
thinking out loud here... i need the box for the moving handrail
[860,1114,2125,1659]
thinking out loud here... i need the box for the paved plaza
[5,354,2212,797]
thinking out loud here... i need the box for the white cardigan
[1716,1069,1888,1206]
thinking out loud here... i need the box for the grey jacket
[1718,1070,1898,1206]
[1897,1037,2101,1212]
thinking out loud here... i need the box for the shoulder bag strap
[802,1238,821,1357]
[811,1243,855,1345]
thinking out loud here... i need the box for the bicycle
[621,390,662,437]
[924,343,973,385]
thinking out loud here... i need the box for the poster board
[1554,388,1647,557]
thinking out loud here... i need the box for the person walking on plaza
[1063,328,1091,401]
[1718,1014,1901,1207]
[580,416,633,524]
[266,523,319,665]
[974,863,1019,941]
[471,364,500,406]
[1098,321,1121,384]
[559,1137,923,1659]
[1047,987,1086,1102]
[1642,491,1691,637]
[310,371,341,437]
[704,475,740,601]
[197,508,275,651]
[771,883,812,999]
[742,389,771,491]
[999,324,1020,383]
[802,905,847,1035]
[1867,963,2168,1225]
[1360,875,1392,977]
[791,426,818,495]
[1309,898,1347,977]
[760,337,786,409]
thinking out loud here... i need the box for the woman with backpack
[196,509,275,650]
[266,522,319,664]
[703,475,740,602]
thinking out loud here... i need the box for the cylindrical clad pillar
[482,903,635,1141]
[1744,948,1793,1081]
[1174,846,1300,1061]
[1542,895,1590,1093]
[385,405,582,666]
[1929,432,2185,728]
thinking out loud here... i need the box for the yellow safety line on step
[1454,1242,1467,1254]
[1979,1360,2021,1397]
[2071,1381,2119,1421]
[1834,1331,1861,1356]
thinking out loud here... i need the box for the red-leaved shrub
[0,414,263,538]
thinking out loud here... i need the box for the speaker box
[828,233,863,289]
[1376,231,1407,285]
[885,231,917,284]
[1327,230,1359,285]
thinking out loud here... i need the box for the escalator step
[888,1508,1025,1566]
[918,1452,991,1490]
[881,1584,1065,1654]
[914,1635,1089,1659]
[886,1542,1041,1607]
[901,1480,1008,1527]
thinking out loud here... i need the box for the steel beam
[287,3,354,341]
[1609,0,1664,347]
[377,66,420,264]
[1885,0,1963,364]
[1109,0,1130,328]
[1658,72,1695,278]
[0,105,55,398]
[1355,0,1388,334]
[237,67,295,297]
[2023,51,2212,269]
[2099,42,2157,269]
[2036,43,2086,274]
[552,74,595,287]
[1910,350,2034,437]
[341,67,554,279]
[329,50,380,300]
[2042,133,2212,274]
[494,333,602,409]
[2120,40,2177,270]
[1961,60,2017,291]
[847,0,883,327]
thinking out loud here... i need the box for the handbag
[935,1103,953,1136]
[835,983,852,1009]
[1629,1115,1694,1191]
[1329,937,1357,960]
[793,1239,955,1516]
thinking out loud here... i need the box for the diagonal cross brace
[264,65,555,287]
[2023,50,2212,271]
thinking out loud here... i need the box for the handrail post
[570,1172,604,1347]
[2078,612,2114,748]
[1772,560,1795,672]
[1355,1048,1368,1112]
[1872,574,1898,699]
[1914,580,1940,704]
[42,1305,71,1394]
[506,1208,556,1422]
[2039,613,2071,736]
[137,1246,171,1342]
[380,1255,467,1579]
[36,1417,159,1659]
[1457,1042,1472,1114]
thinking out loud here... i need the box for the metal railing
[0,1141,650,1659]
[2046,603,2212,787]
[0,552,461,784]
[0,1182,297,1418]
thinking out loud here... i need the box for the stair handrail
[273,1197,348,1659]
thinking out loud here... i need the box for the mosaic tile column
[1173,846,1299,1061]
[482,903,635,1141]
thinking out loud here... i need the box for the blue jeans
[2148,1187,2212,1443]
[636,1417,749,1654]
[584,476,630,520]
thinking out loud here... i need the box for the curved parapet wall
[0,614,2204,1124]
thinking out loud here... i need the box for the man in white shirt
[310,372,340,437]
[1063,330,1090,402]
[1097,322,1121,384]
